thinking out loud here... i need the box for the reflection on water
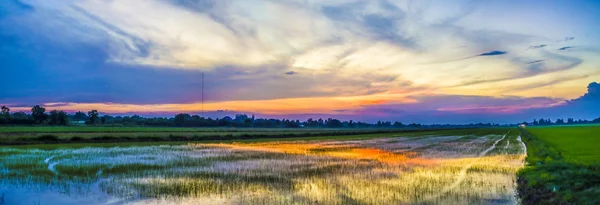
[0,134,525,205]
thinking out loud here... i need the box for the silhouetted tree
[174,113,191,126]
[10,112,32,124]
[0,106,10,123]
[49,110,69,125]
[0,106,10,124]
[11,112,27,119]
[87,110,99,124]
[325,118,343,128]
[317,118,324,126]
[393,121,404,127]
[31,105,47,124]
[73,111,88,121]
[1,106,10,118]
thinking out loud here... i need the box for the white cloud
[17,0,600,99]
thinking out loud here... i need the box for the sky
[1,0,599,124]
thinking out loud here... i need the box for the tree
[1,106,10,118]
[244,118,252,127]
[0,106,10,124]
[49,110,69,125]
[10,112,32,124]
[306,118,321,127]
[73,111,88,121]
[11,112,28,119]
[87,110,99,124]
[31,105,47,124]
[325,118,342,128]
[393,121,404,127]
[174,113,191,126]
[0,106,10,122]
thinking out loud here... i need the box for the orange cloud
[436,101,566,114]
[10,93,418,115]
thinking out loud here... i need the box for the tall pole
[202,72,204,118]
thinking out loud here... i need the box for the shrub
[69,136,84,141]
[119,136,134,141]
[91,136,118,141]
[168,135,188,141]
[34,134,60,141]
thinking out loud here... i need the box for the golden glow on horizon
[10,92,419,114]
[8,88,572,115]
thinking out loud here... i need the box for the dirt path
[423,133,508,201]
[517,135,527,156]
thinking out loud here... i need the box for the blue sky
[1,0,599,123]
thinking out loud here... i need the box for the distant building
[519,124,527,128]
[73,120,86,124]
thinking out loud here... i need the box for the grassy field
[0,128,524,204]
[527,125,600,164]
[0,127,401,145]
[518,125,600,205]
[0,126,390,133]
[0,128,509,148]
[0,126,503,145]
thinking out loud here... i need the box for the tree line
[523,117,600,126]
[0,105,431,128]
[0,105,508,128]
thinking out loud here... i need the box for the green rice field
[0,127,421,145]
[0,126,382,133]
[518,125,600,205]
[0,128,526,204]
[526,125,600,164]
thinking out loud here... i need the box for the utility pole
[201,72,204,118]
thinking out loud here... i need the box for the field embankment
[517,126,600,205]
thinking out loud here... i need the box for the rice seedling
[0,129,525,204]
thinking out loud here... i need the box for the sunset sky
[1,0,599,123]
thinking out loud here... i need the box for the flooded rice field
[0,132,526,204]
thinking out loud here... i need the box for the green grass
[527,125,600,164]
[1,128,508,149]
[0,128,401,145]
[0,126,394,133]
[517,126,600,205]
[0,126,508,146]
[0,126,209,133]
